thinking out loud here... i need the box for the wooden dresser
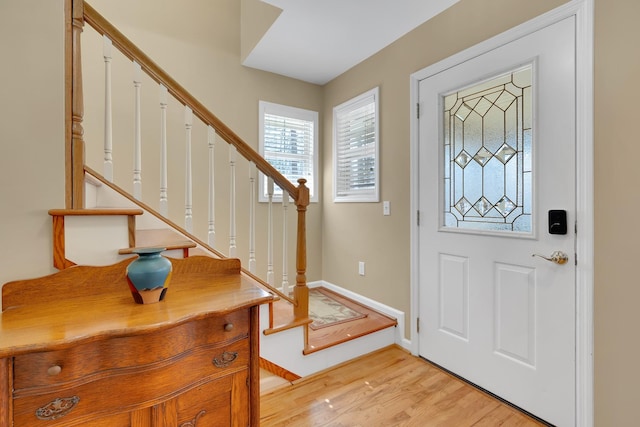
[0,256,272,427]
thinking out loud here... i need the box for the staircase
[49,168,397,379]
[54,0,398,382]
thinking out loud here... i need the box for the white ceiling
[242,0,461,85]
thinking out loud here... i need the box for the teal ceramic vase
[126,248,172,304]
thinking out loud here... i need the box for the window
[442,66,532,233]
[333,87,379,202]
[259,101,318,202]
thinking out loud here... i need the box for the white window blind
[259,101,318,202]
[333,87,379,202]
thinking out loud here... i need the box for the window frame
[332,87,380,203]
[258,101,319,203]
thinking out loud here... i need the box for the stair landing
[270,287,397,355]
[305,287,397,354]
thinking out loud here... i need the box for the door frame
[408,1,594,425]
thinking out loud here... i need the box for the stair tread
[268,288,397,354]
[304,288,397,355]
[49,208,143,216]
[189,247,218,257]
[119,229,196,254]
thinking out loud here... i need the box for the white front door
[418,17,576,426]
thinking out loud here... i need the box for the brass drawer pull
[179,409,206,427]
[47,365,62,376]
[224,323,234,332]
[35,396,80,420]
[212,351,238,368]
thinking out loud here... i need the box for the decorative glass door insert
[442,65,533,233]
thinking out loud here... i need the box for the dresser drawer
[13,338,249,426]
[14,308,250,391]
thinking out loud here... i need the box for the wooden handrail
[82,2,298,200]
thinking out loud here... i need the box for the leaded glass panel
[443,66,532,233]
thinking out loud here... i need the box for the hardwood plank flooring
[260,346,547,427]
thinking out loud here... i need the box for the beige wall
[240,0,282,63]
[593,0,640,424]
[2,0,640,424]
[0,0,65,290]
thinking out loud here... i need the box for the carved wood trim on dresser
[0,256,272,426]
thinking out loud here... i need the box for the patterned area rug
[309,288,367,330]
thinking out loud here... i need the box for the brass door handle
[532,251,569,265]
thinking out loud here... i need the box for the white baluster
[229,146,237,257]
[248,163,257,274]
[184,106,193,233]
[103,36,113,182]
[132,61,142,200]
[281,194,289,295]
[159,85,168,216]
[267,177,274,286]
[207,126,216,247]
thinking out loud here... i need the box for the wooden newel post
[70,0,85,208]
[293,178,310,320]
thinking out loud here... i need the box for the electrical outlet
[358,261,365,276]
[383,201,390,216]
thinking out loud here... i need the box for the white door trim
[408,1,594,426]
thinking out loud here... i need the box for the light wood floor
[260,346,547,427]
